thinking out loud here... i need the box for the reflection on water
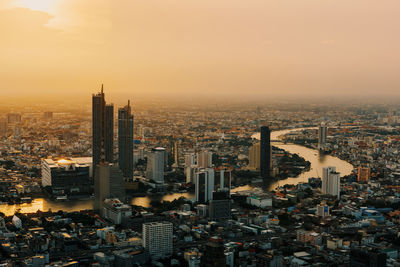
[0,198,94,217]
[253,128,354,190]
[0,128,354,215]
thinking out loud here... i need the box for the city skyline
[1,0,400,101]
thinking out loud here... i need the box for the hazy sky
[1,0,400,102]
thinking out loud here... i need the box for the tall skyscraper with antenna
[118,100,134,180]
[92,85,114,170]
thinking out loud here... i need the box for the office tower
[7,113,21,124]
[260,126,271,179]
[209,191,231,220]
[195,168,214,203]
[92,85,114,173]
[203,237,226,267]
[146,147,165,183]
[318,123,327,150]
[321,167,340,199]
[94,163,126,211]
[41,158,92,195]
[197,151,213,168]
[43,112,53,120]
[219,169,231,193]
[357,166,371,182]
[0,121,7,137]
[248,143,260,170]
[316,204,330,217]
[118,101,134,180]
[142,222,173,260]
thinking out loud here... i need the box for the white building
[103,198,132,224]
[321,167,340,199]
[195,168,215,203]
[146,147,166,183]
[246,196,273,208]
[143,222,173,259]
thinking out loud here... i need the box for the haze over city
[1,0,400,103]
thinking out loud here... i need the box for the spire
[128,100,130,108]
[101,84,104,94]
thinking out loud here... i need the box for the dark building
[209,191,231,220]
[203,237,226,267]
[94,163,126,211]
[41,158,91,195]
[118,100,134,180]
[92,85,114,173]
[260,126,271,179]
[350,248,387,267]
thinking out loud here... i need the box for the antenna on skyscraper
[101,84,104,94]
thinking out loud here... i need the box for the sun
[15,0,57,14]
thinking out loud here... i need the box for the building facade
[195,168,215,203]
[41,158,92,195]
[118,101,134,180]
[321,166,340,198]
[142,222,173,259]
[260,126,271,180]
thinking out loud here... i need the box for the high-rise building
[142,222,173,260]
[0,121,7,137]
[203,237,226,267]
[357,166,371,182]
[146,147,166,183]
[94,163,126,211]
[209,191,231,220]
[197,151,213,168]
[318,123,328,150]
[92,85,114,173]
[260,126,271,179]
[321,167,340,199]
[172,141,179,168]
[195,168,215,203]
[118,101,134,180]
[248,143,260,170]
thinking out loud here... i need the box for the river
[0,128,353,216]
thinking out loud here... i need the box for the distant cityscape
[0,92,399,266]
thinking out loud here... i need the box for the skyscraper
[318,123,327,150]
[321,166,340,199]
[248,142,260,170]
[146,147,166,183]
[118,101,134,180]
[260,126,271,179]
[92,85,114,172]
[94,162,126,211]
[195,168,215,203]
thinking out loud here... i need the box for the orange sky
[1,0,400,102]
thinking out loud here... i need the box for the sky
[1,0,400,103]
